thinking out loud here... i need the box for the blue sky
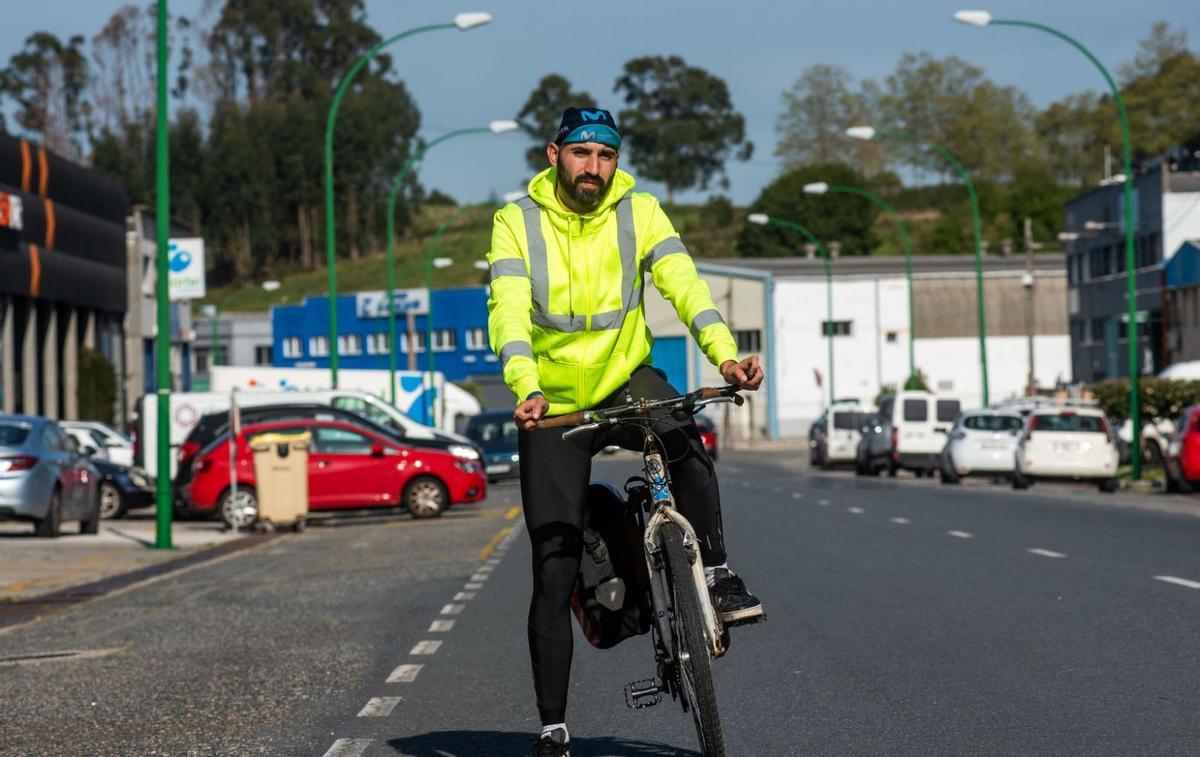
[2,1,1197,204]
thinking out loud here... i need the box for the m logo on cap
[579,110,605,122]
[578,130,596,140]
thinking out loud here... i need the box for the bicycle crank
[624,677,665,709]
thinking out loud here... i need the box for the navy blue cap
[555,107,621,149]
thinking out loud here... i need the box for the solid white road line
[1027,548,1067,559]
[441,603,466,615]
[410,640,443,655]
[947,530,974,539]
[1154,575,1200,590]
[890,517,910,525]
[386,664,423,683]
[464,582,484,590]
[454,591,476,601]
[847,506,864,514]
[357,697,402,717]
[322,738,373,757]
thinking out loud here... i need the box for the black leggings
[517,365,727,725]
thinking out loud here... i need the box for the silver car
[0,414,101,537]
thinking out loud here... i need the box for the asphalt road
[1,449,1198,756]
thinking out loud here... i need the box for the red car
[1166,405,1200,492]
[184,419,486,527]
[695,414,718,461]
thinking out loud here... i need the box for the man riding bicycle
[487,107,764,757]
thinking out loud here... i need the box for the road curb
[0,532,278,632]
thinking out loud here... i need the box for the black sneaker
[533,727,571,757]
[709,567,765,625]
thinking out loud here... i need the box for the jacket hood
[526,167,636,218]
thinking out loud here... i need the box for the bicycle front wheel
[662,522,725,757]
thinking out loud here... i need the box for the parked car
[877,391,962,476]
[1165,405,1200,492]
[93,459,155,520]
[0,414,101,536]
[183,418,487,527]
[1013,408,1119,492]
[855,413,892,475]
[939,410,1024,484]
[811,402,872,470]
[695,413,719,461]
[61,420,134,467]
[464,411,521,482]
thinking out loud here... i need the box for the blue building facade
[271,286,501,381]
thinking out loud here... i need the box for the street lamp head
[453,12,492,30]
[261,280,281,292]
[953,10,992,27]
[803,182,829,195]
[473,260,490,271]
[845,126,876,141]
[488,120,519,134]
[747,213,770,226]
[433,257,454,269]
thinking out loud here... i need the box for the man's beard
[557,168,609,211]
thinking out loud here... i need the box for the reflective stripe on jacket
[487,167,739,415]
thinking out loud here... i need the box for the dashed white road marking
[454,591,476,601]
[410,640,443,655]
[440,603,466,615]
[847,506,864,515]
[357,697,401,717]
[386,664,423,683]
[947,530,974,539]
[322,738,373,757]
[470,573,490,582]
[817,499,831,506]
[792,493,804,499]
[429,619,456,632]
[1154,575,1200,590]
[1027,548,1067,559]
[890,517,910,525]
[464,582,484,590]
[740,481,751,488]
[773,487,783,493]
[477,565,495,573]
[485,558,500,567]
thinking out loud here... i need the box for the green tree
[775,64,882,174]
[0,32,92,158]
[78,348,117,425]
[1007,164,1073,246]
[613,55,752,202]
[516,74,596,173]
[737,163,877,257]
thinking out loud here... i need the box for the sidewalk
[0,515,252,603]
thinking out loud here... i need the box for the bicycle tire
[662,522,725,757]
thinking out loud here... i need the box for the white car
[60,421,134,467]
[1013,408,1120,492]
[940,410,1024,483]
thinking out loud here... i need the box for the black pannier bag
[571,482,653,649]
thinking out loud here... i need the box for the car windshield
[0,424,31,446]
[466,418,519,451]
[963,415,1023,432]
[1031,413,1106,433]
[833,411,869,430]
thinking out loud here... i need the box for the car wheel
[887,463,898,478]
[1012,471,1030,490]
[34,489,62,538]
[1098,478,1119,493]
[941,465,960,485]
[81,490,101,535]
[405,476,446,519]
[219,487,258,529]
[1143,441,1163,467]
[98,482,126,519]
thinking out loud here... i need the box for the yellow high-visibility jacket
[487,167,739,415]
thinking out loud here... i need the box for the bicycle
[538,384,746,757]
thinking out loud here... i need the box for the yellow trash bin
[249,432,311,532]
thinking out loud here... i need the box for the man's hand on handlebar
[514,394,550,431]
[720,354,764,391]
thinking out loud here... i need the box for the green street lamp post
[804,181,917,381]
[747,213,836,405]
[323,13,492,390]
[954,9,1141,477]
[153,0,171,549]
[847,125,990,405]
[205,281,281,369]
[384,121,518,405]
[424,204,484,424]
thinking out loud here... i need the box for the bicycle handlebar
[534,385,743,433]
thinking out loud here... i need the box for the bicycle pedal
[624,678,663,709]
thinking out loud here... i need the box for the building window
[282,337,303,358]
[254,346,272,365]
[734,329,761,353]
[1090,318,1106,342]
[309,336,329,357]
[432,329,457,352]
[338,334,363,356]
[366,333,390,355]
[405,331,425,353]
[885,331,898,343]
[466,327,487,351]
[821,320,852,337]
[196,352,209,373]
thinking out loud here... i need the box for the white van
[878,390,962,476]
[135,388,476,480]
[812,401,873,469]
